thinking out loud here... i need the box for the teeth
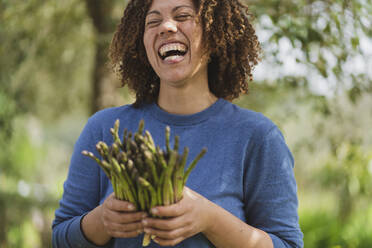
[159,43,187,57]
[164,55,183,62]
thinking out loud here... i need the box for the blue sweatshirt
[52,99,303,248]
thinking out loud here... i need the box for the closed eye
[175,14,192,21]
[146,20,162,26]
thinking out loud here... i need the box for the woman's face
[143,0,208,86]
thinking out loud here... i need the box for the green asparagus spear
[165,126,171,154]
[183,148,207,186]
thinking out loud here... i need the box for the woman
[52,0,303,247]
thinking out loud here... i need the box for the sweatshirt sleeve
[243,126,304,248]
[52,117,112,248]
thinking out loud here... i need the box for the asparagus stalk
[165,126,171,154]
[174,147,189,201]
[183,148,207,186]
[81,119,207,247]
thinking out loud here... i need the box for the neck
[157,73,217,115]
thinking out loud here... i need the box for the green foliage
[0,0,94,119]
[317,143,372,221]
[300,207,372,248]
[0,112,57,247]
[249,0,372,95]
[300,210,343,247]
[0,91,16,139]
[2,121,42,179]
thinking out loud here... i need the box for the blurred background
[1,0,371,247]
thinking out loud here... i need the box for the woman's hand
[81,192,147,245]
[141,187,212,246]
[101,193,147,238]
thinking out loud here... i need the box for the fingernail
[151,208,158,214]
[128,204,134,210]
[142,219,148,226]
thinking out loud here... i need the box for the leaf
[351,37,359,50]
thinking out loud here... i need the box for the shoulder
[83,103,155,141]
[220,100,277,141]
[224,104,293,167]
[86,104,140,130]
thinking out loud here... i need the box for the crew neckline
[147,98,227,126]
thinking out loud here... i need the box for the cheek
[143,36,155,63]
[196,26,204,46]
[188,25,204,52]
[143,35,150,55]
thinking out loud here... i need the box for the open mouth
[158,42,188,62]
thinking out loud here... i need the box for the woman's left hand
[142,187,212,246]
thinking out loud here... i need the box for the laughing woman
[52,0,303,247]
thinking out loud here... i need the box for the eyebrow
[146,5,194,17]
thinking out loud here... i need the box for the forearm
[81,205,112,246]
[203,201,273,248]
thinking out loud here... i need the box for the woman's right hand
[81,192,147,246]
[101,193,147,238]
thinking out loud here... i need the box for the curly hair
[109,0,261,107]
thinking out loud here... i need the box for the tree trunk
[0,198,6,247]
[85,0,117,114]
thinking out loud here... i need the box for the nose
[159,20,177,35]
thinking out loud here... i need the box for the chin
[161,77,188,87]
[159,71,191,85]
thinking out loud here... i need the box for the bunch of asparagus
[82,119,206,246]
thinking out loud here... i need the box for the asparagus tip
[114,119,120,129]
[138,119,145,134]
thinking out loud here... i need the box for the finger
[105,221,144,233]
[144,226,185,240]
[151,199,187,217]
[152,236,185,247]
[104,210,147,224]
[142,216,186,230]
[107,229,143,239]
[106,196,137,212]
